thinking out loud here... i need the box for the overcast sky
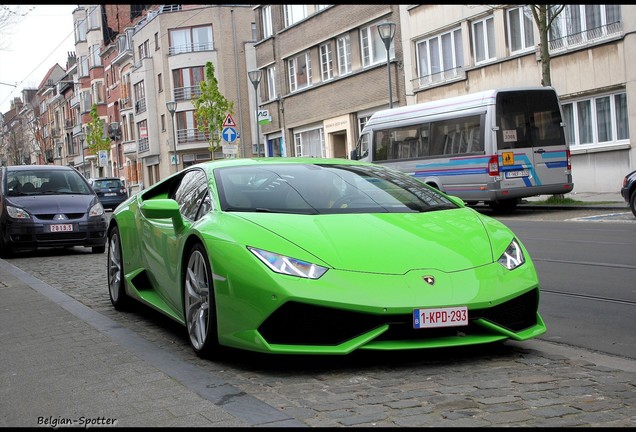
[0,4,77,114]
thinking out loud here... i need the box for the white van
[351,87,574,212]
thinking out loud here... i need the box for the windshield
[6,169,93,196]
[215,163,457,214]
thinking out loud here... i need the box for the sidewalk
[521,191,628,210]
[0,259,303,428]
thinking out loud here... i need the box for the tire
[92,245,106,254]
[630,190,636,218]
[488,198,519,214]
[184,243,219,358]
[107,226,132,310]
[0,232,12,259]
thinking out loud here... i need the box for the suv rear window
[94,179,123,188]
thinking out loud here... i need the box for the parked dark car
[88,177,128,210]
[620,169,636,218]
[0,165,108,258]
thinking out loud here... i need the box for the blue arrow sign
[222,127,237,143]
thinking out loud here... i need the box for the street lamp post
[166,101,178,172]
[80,135,86,178]
[248,69,262,158]
[377,22,396,109]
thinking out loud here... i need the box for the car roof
[191,157,375,172]
[5,165,77,172]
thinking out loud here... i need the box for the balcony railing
[174,86,202,102]
[176,128,209,145]
[168,41,214,56]
[549,21,622,53]
[412,66,466,91]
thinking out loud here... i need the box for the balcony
[176,128,209,146]
[169,41,213,56]
[174,86,202,102]
[549,21,623,53]
[119,97,132,111]
[123,141,137,154]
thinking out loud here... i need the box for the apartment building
[26,4,255,192]
[401,4,635,192]
[124,4,254,189]
[251,4,635,193]
[252,4,402,159]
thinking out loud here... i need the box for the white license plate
[104,192,116,196]
[506,170,529,178]
[413,306,468,329]
[50,224,73,232]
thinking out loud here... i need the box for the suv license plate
[50,224,73,232]
[413,306,468,329]
[506,170,529,178]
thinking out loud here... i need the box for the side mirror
[140,199,184,232]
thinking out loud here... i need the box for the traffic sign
[223,113,236,127]
[222,127,237,143]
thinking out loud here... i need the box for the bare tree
[0,5,34,51]
[530,4,566,87]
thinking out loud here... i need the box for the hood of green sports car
[234,208,508,274]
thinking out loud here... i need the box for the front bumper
[2,217,108,250]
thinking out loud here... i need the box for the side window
[172,169,210,221]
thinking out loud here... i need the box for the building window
[472,15,496,64]
[134,81,146,114]
[415,27,463,86]
[138,119,149,152]
[172,66,205,101]
[561,91,629,147]
[169,25,214,55]
[262,5,273,38]
[337,34,352,76]
[92,81,105,104]
[507,5,535,54]
[360,21,394,67]
[161,114,166,132]
[158,73,163,93]
[288,52,312,92]
[266,65,277,101]
[81,91,92,113]
[88,6,100,30]
[138,40,150,60]
[89,44,102,68]
[319,42,334,82]
[549,5,622,51]
[284,5,307,27]
[79,56,89,77]
[294,127,325,157]
[154,32,159,50]
[75,18,87,43]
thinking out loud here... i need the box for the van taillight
[566,149,571,171]
[488,155,500,176]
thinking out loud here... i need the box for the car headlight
[89,202,105,217]
[6,205,31,220]
[497,238,525,270]
[248,247,328,279]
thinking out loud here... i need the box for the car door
[142,169,210,314]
